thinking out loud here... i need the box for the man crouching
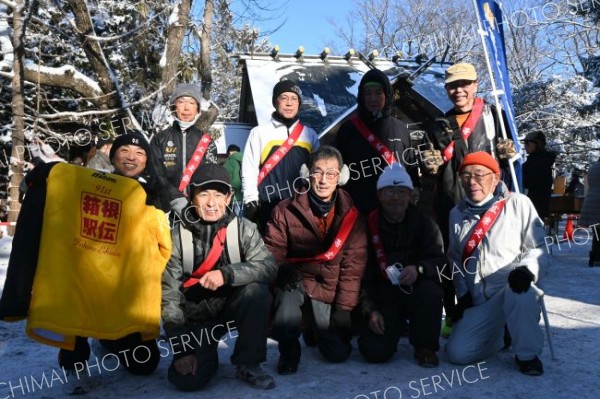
[161,164,277,390]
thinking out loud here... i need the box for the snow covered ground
[1,225,600,399]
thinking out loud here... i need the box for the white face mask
[176,113,200,130]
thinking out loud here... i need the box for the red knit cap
[459,151,500,176]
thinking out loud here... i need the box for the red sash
[287,207,359,263]
[178,133,212,192]
[350,116,397,165]
[367,210,391,280]
[183,227,227,288]
[461,198,507,263]
[442,97,485,162]
[257,122,304,185]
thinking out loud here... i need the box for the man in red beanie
[445,151,549,376]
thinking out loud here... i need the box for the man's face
[175,96,199,122]
[275,92,300,119]
[460,165,499,203]
[191,188,232,222]
[377,186,411,222]
[309,158,340,202]
[363,86,386,113]
[112,145,147,178]
[523,141,537,154]
[445,80,478,112]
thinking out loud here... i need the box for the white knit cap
[376,163,413,190]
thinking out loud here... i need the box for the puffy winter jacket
[264,189,367,310]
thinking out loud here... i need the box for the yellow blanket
[27,163,172,350]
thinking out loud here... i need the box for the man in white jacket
[241,80,319,231]
[445,151,550,376]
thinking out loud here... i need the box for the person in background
[151,83,218,216]
[521,131,556,221]
[358,163,445,368]
[241,80,320,231]
[86,134,115,172]
[580,157,600,266]
[446,151,549,376]
[223,144,243,215]
[334,68,419,215]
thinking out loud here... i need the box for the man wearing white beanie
[358,163,446,367]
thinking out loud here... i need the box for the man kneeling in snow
[445,151,550,376]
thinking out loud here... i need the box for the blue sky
[247,0,355,55]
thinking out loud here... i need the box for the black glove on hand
[449,293,473,324]
[244,200,260,221]
[275,263,301,291]
[330,307,352,333]
[508,266,534,293]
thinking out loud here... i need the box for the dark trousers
[167,282,272,391]
[273,288,352,364]
[358,279,443,363]
[58,333,160,375]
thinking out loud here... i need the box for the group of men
[8,61,550,395]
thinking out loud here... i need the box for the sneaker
[414,348,439,368]
[235,364,275,390]
[515,356,544,376]
[62,369,92,395]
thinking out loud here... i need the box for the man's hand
[173,354,197,375]
[399,265,418,286]
[368,311,385,335]
[496,138,517,160]
[170,197,188,218]
[275,263,301,291]
[244,200,260,221]
[421,144,444,175]
[508,266,534,293]
[448,293,473,324]
[199,270,225,291]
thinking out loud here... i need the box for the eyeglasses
[380,187,411,199]
[278,95,299,104]
[311,170,340,180]
[459,172,495,183]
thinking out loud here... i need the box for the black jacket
[150,122,218,202]
[359,205,445,316]
[523,149,556,193]
[335,69,419,215]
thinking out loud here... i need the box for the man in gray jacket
[445,151,550,376]
[161,164,277,391]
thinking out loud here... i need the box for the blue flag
[474,0,522,191]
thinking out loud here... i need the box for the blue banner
[474,0,522,190]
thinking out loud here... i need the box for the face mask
[176,113,200,130]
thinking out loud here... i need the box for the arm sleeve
[263,205,289,264]
[241,128,261,204]
[447,209,469,298]
[515,196,551,282]
[334,216,368,310]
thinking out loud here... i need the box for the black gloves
[330,307,352,333]
[508,266,534,293]
[275,263,301,291]
[244,200,260,221]
[448,293,473,324]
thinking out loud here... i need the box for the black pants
[58,333,160,375]
[273,288,352,364]
[167,282,272,391]
[358,279,443,363]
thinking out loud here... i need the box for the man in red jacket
[264,146,368,375]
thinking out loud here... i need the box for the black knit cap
[109,130,151,161]
[190,164,232,193]
[272,80,302,107]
